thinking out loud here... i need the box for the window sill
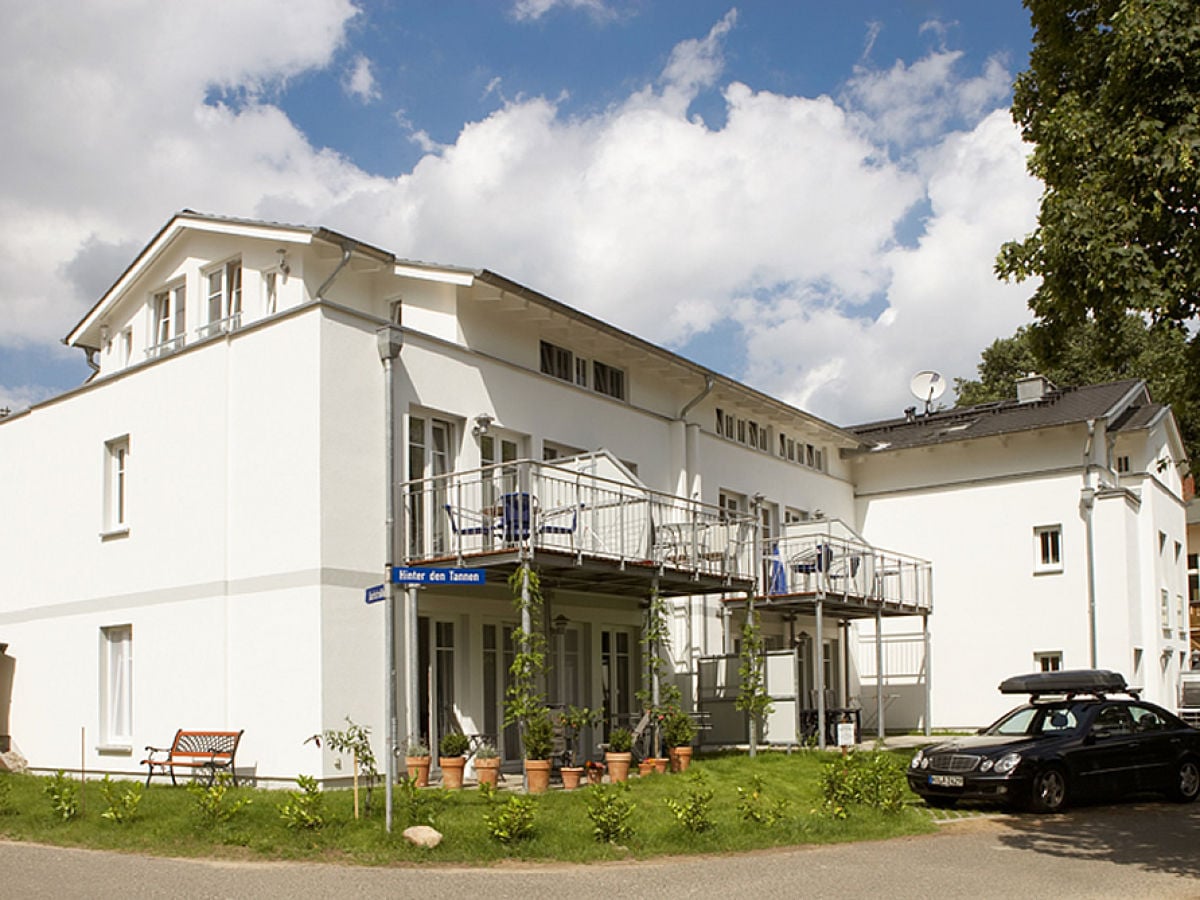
[99,526,130,542]
[96,744,132,756]
[1033,566,1063,576]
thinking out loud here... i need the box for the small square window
[1034,651,1062,672]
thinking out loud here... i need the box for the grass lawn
[0,750,936,865]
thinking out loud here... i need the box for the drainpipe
[1082,419,1099,669]
[317,244,354,300]
[679,376,714,498]
[376,322,403,833]
[83,348,100,374]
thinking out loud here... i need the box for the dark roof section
[846,379,1157,454]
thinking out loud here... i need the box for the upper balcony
[402,453,757,598]
[760,518,932,617]
[401,451,932,616]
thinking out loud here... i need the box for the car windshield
[985,704,1080,736]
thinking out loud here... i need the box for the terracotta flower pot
[586,764,605,786]
[638,759,654,777]
[440,755,466,789]
[406,756,431,787]
[605,751,632,783]
[669,746,693,773]
[652,757,668,775]
[474,756,501,788]
[561,765,584,791]
[525,758,552,794]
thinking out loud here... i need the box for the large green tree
[955,316,1200,461]
[992,0,1200,462]
[997,0,1200,333]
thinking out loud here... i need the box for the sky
[0,0,1043,427]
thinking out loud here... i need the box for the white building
[0,212,1185,780]
[848,376,1190,727]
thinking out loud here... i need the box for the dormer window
[148,282,186,359]
[199,259,242,338]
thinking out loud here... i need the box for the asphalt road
[4,802,1199,899]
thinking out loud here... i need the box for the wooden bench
[142,729,243,787]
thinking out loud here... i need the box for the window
[1034,525,1062,573]
[119,328,133,366]
[1188,553,1198,606]
[1034,651,1062,672]
[1178,594,1186,637]
[264,271,278,315]
[1162,588,1172,633]
[575,357,588,388]
[543,440,584,461]
[592,360,626,400]
[149,282,186,357]
[718,490,744,521]
[103,436,130,536]
[100,625,133,747]
[784,507,809,525]
[1116,455,1131,473]
[408,415,453,556]
[539,340,573,382]
[200,259,242,337]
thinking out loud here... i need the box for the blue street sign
[365,584,386,604]
[390,566,487,585]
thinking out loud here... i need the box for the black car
[908,669,1200,812]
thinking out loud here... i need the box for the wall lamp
[472,413,495,437]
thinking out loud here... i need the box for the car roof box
[999,669,1128,696]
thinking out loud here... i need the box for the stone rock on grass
[403,825,443,849]
[0,750,28,773]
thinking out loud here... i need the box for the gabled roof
[65,210,476,349]
[846,379,1164,454]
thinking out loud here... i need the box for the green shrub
[523,710,554,759]
[188,773,251,826]
[484,794,537,844]
[819,751,907,818]
[323,717,379,813]
[736,774,788,826]
[662,709,696,748]
[439,732,470,757]
[0,774,14,816]
[664,770,714,834]
[585,782,635,844]
[608,727,632,753]
[98,775,142,824]
[43,771,80,822]
[278,775,324,830]
[395,775,445,828]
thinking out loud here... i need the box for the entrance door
[600,629,636,735]
[482,622,521,762]
[417,617,457,753]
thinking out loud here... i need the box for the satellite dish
[910,370,945,413]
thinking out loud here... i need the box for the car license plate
[929,774,963,787]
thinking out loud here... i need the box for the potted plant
[473,741,501,788]
[404,738,431,787]
[439,732,470,790]
[560,705,600,791]
[522,708,555,794]
[605,726,633,783]
[664,709,697,773]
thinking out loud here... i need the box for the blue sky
[0,1,1041,424]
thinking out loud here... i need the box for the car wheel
[1169,757,1200,803]
[1028,766,1068,813]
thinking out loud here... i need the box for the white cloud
[0,5,1040,428]
[343,54,380,103]
[511,0,618,23]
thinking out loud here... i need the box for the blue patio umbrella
[768,542,787,595]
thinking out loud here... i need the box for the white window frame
[592,359,626,401]
[1033,525,1063,574]
[102,436,130,538]
[100,625,133,749]
[199,258,242,339]
[1162,588,1172,634]
[148,281,187,358]
[1034,651,1062,672]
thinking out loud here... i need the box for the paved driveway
[3,801,1198,899]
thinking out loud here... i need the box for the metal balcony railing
[401,459,756,581]
[762,519,932,613]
